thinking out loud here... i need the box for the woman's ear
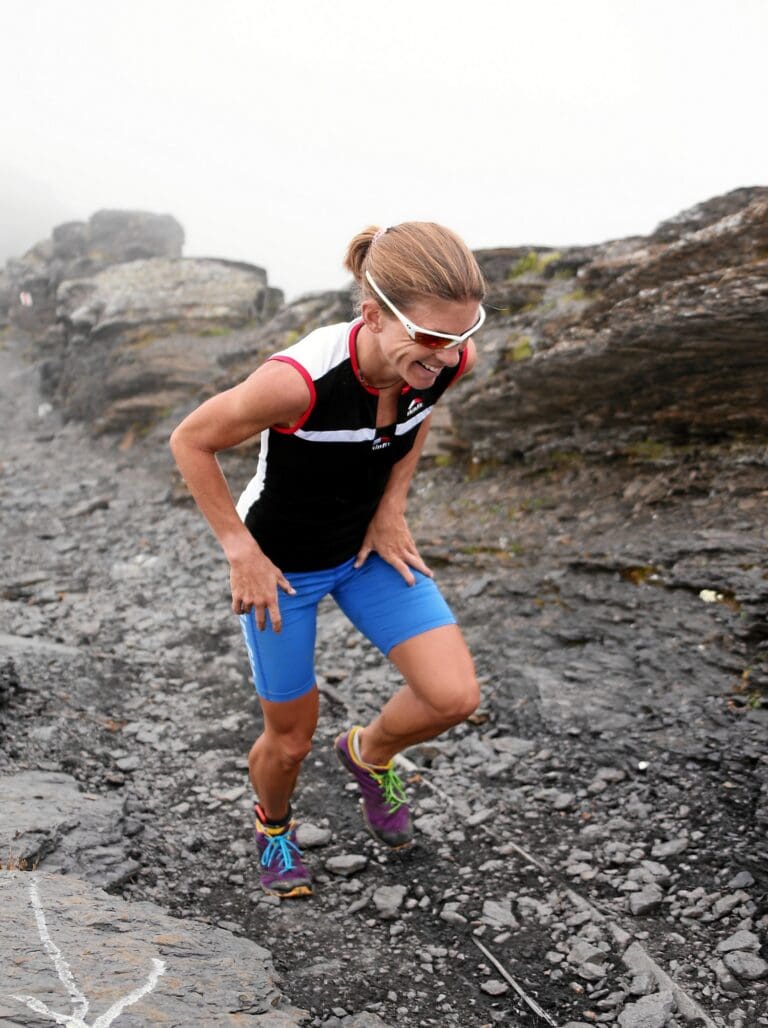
[360,298,385,334]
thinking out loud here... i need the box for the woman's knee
[250,730,313,770]
[429,680,481,726]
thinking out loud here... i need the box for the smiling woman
[169,221,487,899]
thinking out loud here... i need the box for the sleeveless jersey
[236,318,468,571]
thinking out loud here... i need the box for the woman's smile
[415,356,443,376]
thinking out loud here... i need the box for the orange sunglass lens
[414,332,453,349]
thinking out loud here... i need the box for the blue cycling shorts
[239,554,456,703]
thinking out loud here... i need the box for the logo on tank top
[406,396,424,418]
[372,433,392,451]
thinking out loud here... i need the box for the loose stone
[650,837,688,858]
[726,871,755,889]
[481,898,518,930]
[480,979,509,996]
[628,884,664,916]
[325,854,368,876]
[723,951,768,981]
[296,822,333,848]
[617,990,675,1028]
[716,929,761,953]
[372,884,407,920]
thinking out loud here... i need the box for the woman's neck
[356,326,402,390]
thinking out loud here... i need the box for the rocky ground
[1,329,767,1028]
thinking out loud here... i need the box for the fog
[2,0,766,298]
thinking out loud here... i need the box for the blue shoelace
[261,832,302,872]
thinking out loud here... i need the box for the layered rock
[0,770,138,889]
[4,189,767,451]
[0,872,306,1025]
[43,257,283,431]
[454,188,768,459]
[1,209,286,433]
[5,209,184,336]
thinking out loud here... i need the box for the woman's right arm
[169,360,312,631]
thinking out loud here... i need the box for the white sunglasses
[365,270,486,350]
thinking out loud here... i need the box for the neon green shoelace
[371,766,408,812]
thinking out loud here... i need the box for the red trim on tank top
[450,346,470,385]
[267,356,317,433]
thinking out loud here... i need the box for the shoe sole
[334,732,414,851]
[261,883,313,899]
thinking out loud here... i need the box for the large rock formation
[3,189,766,449]
[5,210,185,337]
[0,770,139,889]
[454,187,768,459]
[0,209,285,434]
[44,257,283,431]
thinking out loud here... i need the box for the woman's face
[370,295,482,389]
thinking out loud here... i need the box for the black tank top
[236,319,467,571]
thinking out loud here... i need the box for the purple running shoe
[254,806,313,898]
[334,726,413,849]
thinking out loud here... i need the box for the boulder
[5,209,185,336]
[56,256,274,341]
[42,257,284,433]
[76,209,184,263]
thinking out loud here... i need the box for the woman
[170,222,487,898]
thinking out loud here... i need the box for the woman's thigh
[389,623,480,716]
[332,554,456,657]
[239,566,335,702]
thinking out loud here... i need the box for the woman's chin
[407,361,439,386]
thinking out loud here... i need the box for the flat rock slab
[0,871,306,1026]
[0,770,136,889]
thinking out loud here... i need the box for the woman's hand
[355,503,433,586]
[227,537,296,632]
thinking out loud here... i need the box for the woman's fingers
[231,560,293,628]
[354,544,372,569]
[383,544,434,582]
[277,574,297,596]
[253,603,267,632]
[388,556,416,587]
[405,550,433,578]
[267,598,283,633]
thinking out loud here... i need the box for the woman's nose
[439,346,462,367]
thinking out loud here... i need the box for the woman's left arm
[356,342,476,584]
[354,412,434,585]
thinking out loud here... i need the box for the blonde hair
[343,222,486,312]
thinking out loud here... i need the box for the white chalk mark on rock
[8,876,166,1027]
[28,876,90,1021]
[90,959,165,1028]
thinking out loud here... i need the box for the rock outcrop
[2,188,766,451]
[0,872,306,1025]
[455,187,768,459]
[43,257,283,431]
[0,770,140,889]
[5,210,184,337]
[0,209,286,433]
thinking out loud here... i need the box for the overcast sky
[2,0,766,299]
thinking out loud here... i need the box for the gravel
[1,333,766,1026]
